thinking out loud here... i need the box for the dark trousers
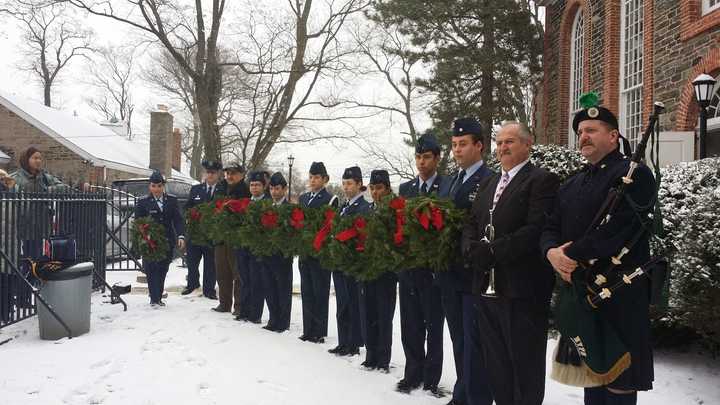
[214,244,241,313]
[361,272,397,367]
[236,248,265,322]
[471,295,549,405]
[262,254,293,330]
[441,288,466,403]
[333,271,363,348]
[186,241,216,296]
[461,296,493,405]
[299,257,331,338]
[399,270,444,386]
[146,259,171,303]
[585,387,638,405]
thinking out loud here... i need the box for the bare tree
[1,1,93,107]
[85,46,135,139]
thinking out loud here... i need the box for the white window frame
[706,73,720,129]
[619,0,644,149]
[703,0,720,16]
[568,9,585,150]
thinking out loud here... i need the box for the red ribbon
[261,210,279,228]
[189,208,202,222]
[336,217,367,252]
[290,207,305,230]
[138,223,157,251]
[416,204,444,231]
[389,197,406,246]
[225,198,251,214]
[313,209,336,252]
[214,198,230,213]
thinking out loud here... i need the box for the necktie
[458,170,466,184]
[450,170,466,195]
[492,172,511,209]
[308,193,317,205]
[156,198,164,212]
[420,182,428,195]
[207,185,214,199]
[341,200,350,215]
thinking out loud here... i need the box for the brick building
[538,0,720,165]
[0,90,192,185]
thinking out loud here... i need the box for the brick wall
[540,0,720,153]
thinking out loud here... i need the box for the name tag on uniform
[149,209,159,214]
[194,196,201,200]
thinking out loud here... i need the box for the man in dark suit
[135,170,186,307]
[437,118,494,405]
[463,122,559,405]
[235,171,269,323]
[212,161,251,314]
[396,133,446,395]
[298,162,339,344]
[262,172,293,332]
[329,166,370,357]
[183,160,222,299]
[362,169,398,373]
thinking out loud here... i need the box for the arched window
[707,73,720,126]
[619,0,644,149]
[568,8,585,149]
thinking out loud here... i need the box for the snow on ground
[1,259,718,405]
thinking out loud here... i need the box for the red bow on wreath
[138,223,158,251]
[290,207,305,230]
[214,198,230,213]
[389,197,406,246]
[189,208,202,222]
[225,198,251,214]
[416,205,444,231]
[261,210,279,228]
[313,209,336,252]
[335,217,368,252]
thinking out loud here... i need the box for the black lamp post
[287,154,295,201]
[693,73,717,159]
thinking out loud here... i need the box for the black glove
[464,239,495,273]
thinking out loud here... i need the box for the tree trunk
[479,6,495,157]
[44,82,52,107]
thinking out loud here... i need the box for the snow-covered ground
[1,259,718,405]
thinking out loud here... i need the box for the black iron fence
[0,191,108,328]
[91,186,142,272]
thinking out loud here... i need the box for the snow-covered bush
[655,158,720,351]
[486,143,586,181]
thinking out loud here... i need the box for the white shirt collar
[462,159,485,182]
[418,172,438,190]
[501,158,530,181]
[346,193,363,206]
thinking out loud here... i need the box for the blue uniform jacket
[135,193,185,259]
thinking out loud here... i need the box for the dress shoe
[273,328,287,333]
[339,346,360,356]
[234,315,248,322]
[445,400,465,405]
[298,335,310,341]
[181,286,198,295]
[212,305,230,313]
[396,379,421,394]
[262,325,276,331]
[328,345,344,354]
[376,365,390,374]
[248,319,262,324]
[361,360,377,369]
[307,336,325,344]
[423,384,442,396]
[232,310,242,317]
[204,293,218,300]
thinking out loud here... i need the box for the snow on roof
[0,149,9,159]
[0,90,194,182]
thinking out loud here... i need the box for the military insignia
[459,127,463,132]
[588,107,599,118]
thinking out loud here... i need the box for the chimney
[172,128,182,172]
[149,106,174,177]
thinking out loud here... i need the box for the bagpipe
[552,102,667,387]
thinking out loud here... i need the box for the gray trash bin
[37,262,93,340]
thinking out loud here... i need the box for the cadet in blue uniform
[235,171,269,323]
[437,118,494,405]
[361,169,398,373]
[183,159,222,299]
[212,162,251,314]
[396,133,446,395]
[540,104,655,405]
[262,172,293,332]
[298,162,339,344]
[135,171,186,307]
[329,166,369,357]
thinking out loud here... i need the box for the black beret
[369,169,390,187]
[202,159,223,171]
[342,166,363,182]
[309,161,328,177]
[248,171,266,184]
[572,106,619,133]
[224,161,245,173]
[453,117,484,137]
[416,132,441,155]
[149,170,165,184]
[269,172,287,187]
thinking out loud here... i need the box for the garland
[131,217,169,262]
[185,206,211,246]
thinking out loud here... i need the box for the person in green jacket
[10,147,69,192]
